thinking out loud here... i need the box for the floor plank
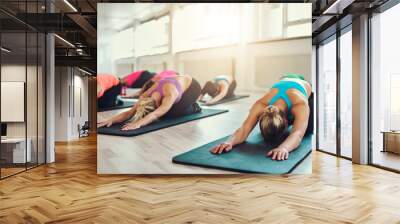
[0,131,400,223]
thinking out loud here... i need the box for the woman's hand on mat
[210,142,233,154]
[267,147,289,161]
[97,120,113,128]
[121,122,141,131]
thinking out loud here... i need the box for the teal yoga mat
[98,101,136,112]
[200,94,249,106]
[172,131,312,174]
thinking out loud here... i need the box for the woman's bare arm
[278,103,309,152]
[122,84,177,130]
[97,104,138,128]
[134,95,175,127]
[111,104,138,124]
[206,82,229,105]
[226,100,265,146]
[211,93,271,154]
[139,84,157,99]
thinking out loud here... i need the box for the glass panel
[0,1,46,178]
[38,32,45,165]
[1,31,28,177]
[318,37,337,154]
[26,0,39,169]
[371,4,400,171]
[27,31,38,169]
[340,29,352,158]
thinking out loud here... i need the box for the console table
[1,138,32,164]
[382,131,400,154]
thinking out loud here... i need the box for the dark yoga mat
[98,101,136,112]
[200,94,250,106]
[172,130,312,174]
[98,108,229,136]
[120,95,139,99]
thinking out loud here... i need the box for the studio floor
[372,150,400,171]
[0,134,400,223]
[97,91,311,174]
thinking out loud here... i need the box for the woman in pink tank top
[98,75,202,131]
[153,70,178,81]
[124,70,179,98]
[97,74,123,109]
[121,70,156,88]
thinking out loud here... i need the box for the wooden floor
[1,167,26,178]
[97,92,311,174]
[373,150,400,171]
[0,135,400,223]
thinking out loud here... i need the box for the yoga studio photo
[96,3,313,174]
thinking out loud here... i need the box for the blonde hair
[259,105,288,142]
[132,97,157,123]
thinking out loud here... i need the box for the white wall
[54,67,89,141]
[135,37,311,92]
[172,4,240,53]
[72,74,89,138]
[135,16,169,57]
[112,28,135,60]
[97,30,114,74]
[1,65,43,137]
[1,64,46,164]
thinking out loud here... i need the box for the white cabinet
[1,138,32,163]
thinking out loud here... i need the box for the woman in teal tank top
[210,74,313,161]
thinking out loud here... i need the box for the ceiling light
[63,0,78,12]
[323,0,341,14]
[54,34,75,48]
[78,67,93,76]
[1,47,11,53]
[323,0,354,15]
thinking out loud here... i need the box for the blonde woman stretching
[211,74,313,161]
[97,75,202,131]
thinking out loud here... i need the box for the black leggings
[129,71,155,88]
[164,78,202,118]
[288,92,314,135]
[200,80,237,99]
[306,92,314,135]
[98,84,122,108]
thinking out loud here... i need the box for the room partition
[0,1,47,179]
[315,23,353,160]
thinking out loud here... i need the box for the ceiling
[311,0,391,43]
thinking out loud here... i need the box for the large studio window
[370,3,400,171]
[317,37,337,154]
